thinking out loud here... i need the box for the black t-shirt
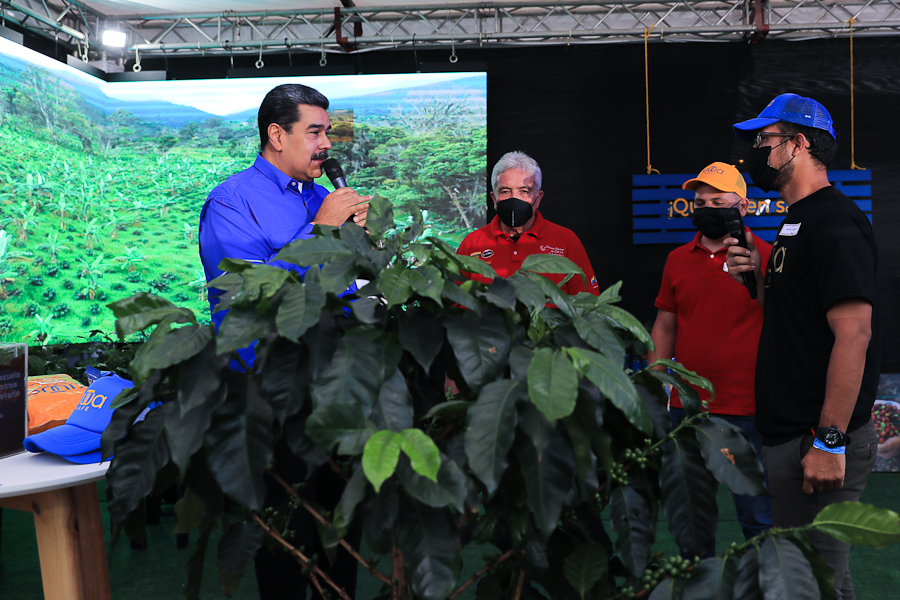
[755,185,881,445]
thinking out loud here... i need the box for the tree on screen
[17,66,95,148]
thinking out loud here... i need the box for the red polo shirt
[655,229,772,416]
[456,211,600,296]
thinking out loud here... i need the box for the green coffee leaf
[362,430,402,492]
[398,428,441,482]
[527,348,579,421]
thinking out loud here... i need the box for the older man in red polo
[456,151,599,296]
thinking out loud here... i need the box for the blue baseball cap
[733,93,836,141]
[24,372,133,464]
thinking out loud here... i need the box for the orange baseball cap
[682,162,747,198]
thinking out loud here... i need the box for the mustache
[312,151,329,161]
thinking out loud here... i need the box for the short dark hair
[258,84,329,153]
[776,121,838,168]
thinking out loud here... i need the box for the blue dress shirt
[198,154,353,366]
[200,154,326,296]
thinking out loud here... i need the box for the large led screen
[0,36,487,344]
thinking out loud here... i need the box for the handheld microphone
[321,158,356,223]
[322,158,347,189]
[723,209,757,299]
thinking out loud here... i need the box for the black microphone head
[721,207,745,237]
[322,158,344,184]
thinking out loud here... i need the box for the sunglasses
[754,131,795,148]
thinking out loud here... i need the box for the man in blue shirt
[198,83,369,600]
[199,83,370,332]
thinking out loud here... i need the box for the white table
[0,452,111,600]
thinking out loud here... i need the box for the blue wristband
[812,438,846,455]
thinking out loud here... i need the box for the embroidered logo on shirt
[540,245,565,256]
[773,246,787,273]
[480,249,495,259]
[590,276,598,288]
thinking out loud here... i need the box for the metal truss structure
[2,0,900,63]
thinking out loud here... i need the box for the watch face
[818,427,845,448]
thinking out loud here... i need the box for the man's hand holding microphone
[311,158,371,227]
[724,230,765,306]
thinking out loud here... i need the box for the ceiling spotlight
[102,29,127,48]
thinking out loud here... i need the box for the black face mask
[692,202,742,240]
[496,197,534,228]
[746,140,794,193]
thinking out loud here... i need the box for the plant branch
[233,352,252,373]
[727,526,790,555]
[392,541,408,600]
[250,513,352,600]
[302,499,393,586]
[329,459,352,483]
[513,569,525,600]
[436,421,457,442]
[641,410,709,455]
[269,471,392,586]
[448,549,516,599]
[595,410,714,499]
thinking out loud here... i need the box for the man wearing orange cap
[649,162,773,548]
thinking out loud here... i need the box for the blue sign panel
[632,170,872,245]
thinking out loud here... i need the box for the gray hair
[491,151,542,193]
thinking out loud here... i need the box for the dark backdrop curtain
[93,35,900,371]
[483,38,900,372]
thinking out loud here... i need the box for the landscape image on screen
[0,36,487,344]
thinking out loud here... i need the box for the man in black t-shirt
[725,93,879,600]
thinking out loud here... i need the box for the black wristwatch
[814,426,849,449]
